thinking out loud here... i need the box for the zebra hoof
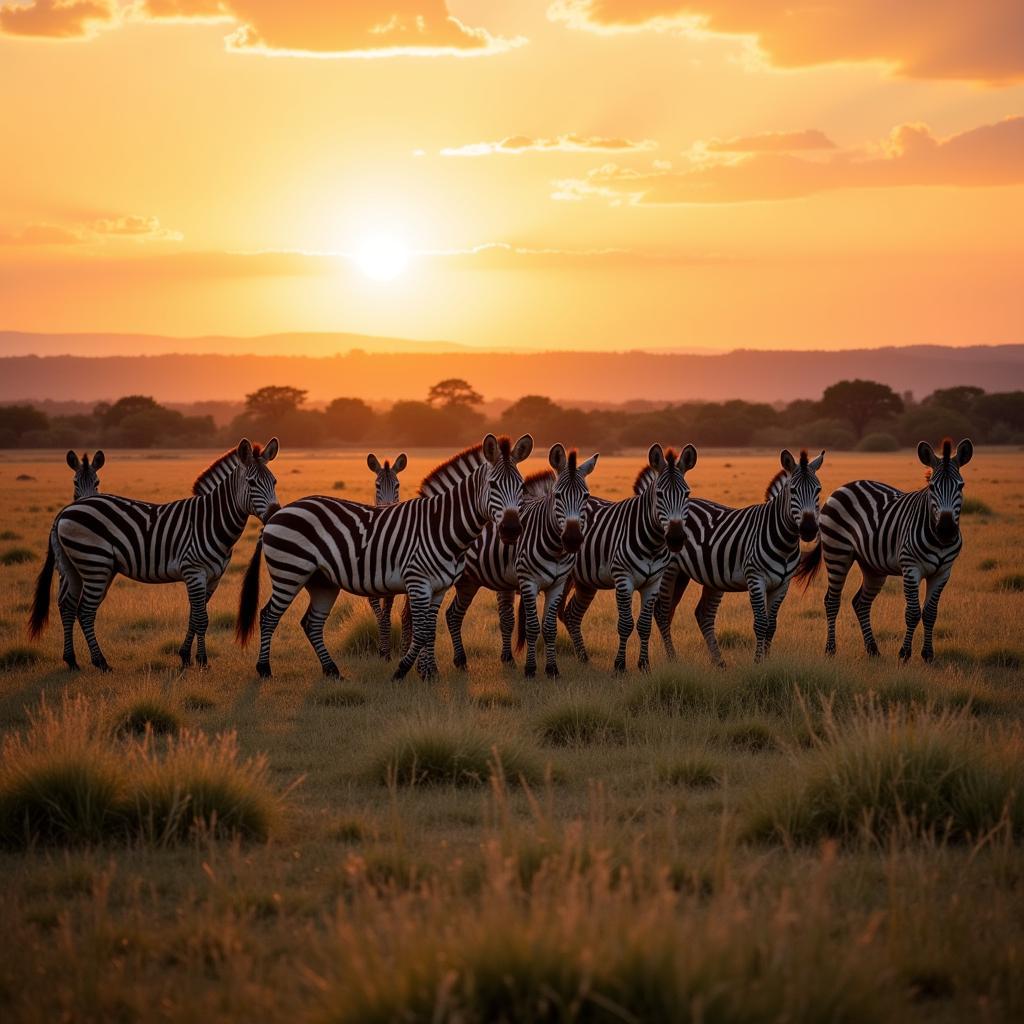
[714,659,727,670]
[453,654,468,671]
[256,661,272,679]
[921,650,934,664]
[93,659,112,673]
[898,648,912,663]
[64,658,80,672]
[613,659,626,674]
[638,658,651,673]
[179,654,192,668]
[392,663,411,681]
[323,663,341,678]
[500,652,515,666]
[824,645,836,658]
[524,665,536,679]
[545,664,560,679]
[577,651,589,664]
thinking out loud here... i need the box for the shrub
[0,547,34,566]
[626,667,715,716]
[0,646,40,671]
[997,574,1024,593]
[745,706,1024,845]
[369,718,540,787]
[340,612,399,658]
[857,432,900,452]
[721,719,777,752]
[961,497,993,516]
[309,684,368,707]
[978,558,998,572]
[536,698,627,747]
[980,648,1023,671]
[113,695,182,737]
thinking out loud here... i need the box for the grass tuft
[0,547,34,566]
[536,698,627,747]
[113,692,182,737]
[309,684,368,708]
[961,497,993,515]
[340,612,398,659]
[658,755,721,788]
[0,646,40,671]
[996,573,1024,593]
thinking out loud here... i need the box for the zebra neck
[538,494,563,555]
[638,486,665,551]
[768,487,800,546]
[204,471,251,538]
[448,469,492,548]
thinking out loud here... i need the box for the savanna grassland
[0,447,1022,1023]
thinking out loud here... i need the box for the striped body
[818,438,972,662]
[655,449,824,664]
[46,441,279,671]
[560,444,696,673]
[242,435,532,681]
[446,447,598,677]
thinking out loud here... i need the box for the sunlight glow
[352,232,410,282]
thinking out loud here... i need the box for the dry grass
[0,448,1022,1022]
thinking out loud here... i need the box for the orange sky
[1,1,1023,352]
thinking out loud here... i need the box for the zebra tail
[793,539,823,591]
[514,594,526,653]
[28,540,56,639]
[236,538,263,646]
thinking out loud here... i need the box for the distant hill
[1,340,1022,404]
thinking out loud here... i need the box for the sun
[352,231,410,282]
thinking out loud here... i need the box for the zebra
[444,444,599,678]
[29,439,280,671]
[559,444,697,673]
[236,434,533,682]
[652,449,825,665]
[365,452,407,660]
[800,438,973,662]
[31,452,107,669]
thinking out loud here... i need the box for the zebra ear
[808,449,825,473]
[367,454,381,474]
[66,450,80,471]
[393,453,408,473]
[92,450,105,470]
[955,439,974,467]
[680,444,698,472]
[262,437,280,462]
[482,434,500,464]
[780,449,797,473]
[648,443,666,471]
[511,434,534,464]
[917,441,936,468]
[578,453,599,477]
[237,438,254,465]
[548,444,567,472]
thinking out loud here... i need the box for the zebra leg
[256,576,305,679]
[851,571,886,657]
[561,583,596,663]
[898,566,923,662]
[379,596,395,660]
[763,579,792,658]
[541,580,566,678]
[612,578,635,674]
[415,590,446,681]
[57,553,83,671]
[76,571,114,672]
[694,587,726,667]
[636,579,660,673]
[300,579,342,677]
[444,577,480,670]
[519,581,541,678]
[920,570,951,664]
[497,591,516,665]
[399,595,413,657]
[746,573,771,662]
[655,566,686,661]
[195,576,222,668]
[179,571,211,668]
[823,550,853,657]
[393,583,433,681]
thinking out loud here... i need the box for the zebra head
[779,449,825,542]
[648,443,698,552]
[918,438,973,544]
[66,450,104,499]
[236,437,281,523]
[548,444,599,554]
[482,433,533,545]
[367,452,406,506]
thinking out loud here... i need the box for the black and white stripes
[32,439,280,671]
[365,452,407,660]
[812,438,973,662]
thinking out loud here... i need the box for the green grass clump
[0,530,21,541]
[980,648,1023,670]
[978,558,998,571]
[113,696,182,738]
[745,706,1024,845]
[536,698,627,747]
[658,755,721,788]
[309,683,368,707]
[626,667,715,715]
[182,692,216,711]
[369,718,540,787]
[961,497,993,515]
[0,646,40,671]
[131,730,278,843]
[340,612,398,658]
[0,547,34,567]
[720,718,777,752]
[718,628,749,650]
[996,573,1024,593]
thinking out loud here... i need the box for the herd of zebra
[28,434,974,679]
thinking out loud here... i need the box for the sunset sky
[1,1,1023,352]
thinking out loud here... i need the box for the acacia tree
[245,386,308,419]
[820,379,903,439]
[427,378,483,410]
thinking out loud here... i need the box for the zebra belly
[676,549,747,593]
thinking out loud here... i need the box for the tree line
[1,378,1022,450]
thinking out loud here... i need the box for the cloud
[553,116,1024,204]
[440,133,656,157]
[705,130,835,153]
[547,1,1024,84]
[139,1,522,57]
[0,214,182,244]
[0,0,114,38]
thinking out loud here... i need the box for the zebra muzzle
[666,521,685,552]
[498,511,522,545]
[936,512,958,544]
[799,514,818,542]
[561,521,583,554]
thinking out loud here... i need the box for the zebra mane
[523,469,556,498]
[418,437,512,497]
[633,464,657,495]
[192,446,258,496]
[765,469,788,501]
[942,437,953,466]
